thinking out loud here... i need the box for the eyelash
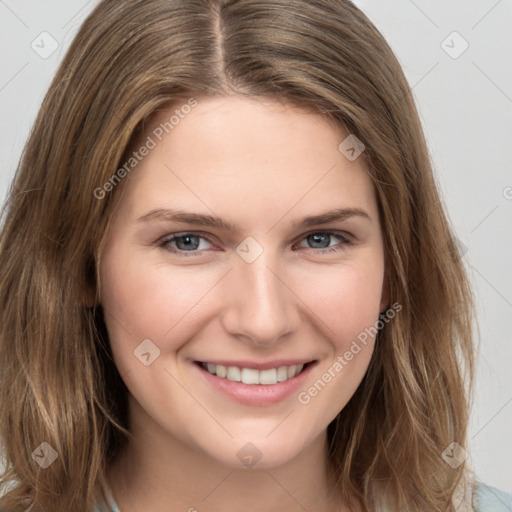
[158,230,354,257]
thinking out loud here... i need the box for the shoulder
[93,502,122,512]
[473,481,512,511]
[93,503,121,512]
[93,495,122,512]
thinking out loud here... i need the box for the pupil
[178,235,199,250]
[310,233,329,248]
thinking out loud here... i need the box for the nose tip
[220,255,300,346]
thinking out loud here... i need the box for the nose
[220,251,301,347]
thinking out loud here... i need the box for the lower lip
[192,361,317,406]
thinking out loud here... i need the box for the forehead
[119,95,378,224]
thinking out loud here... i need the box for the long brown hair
[0,0,476,510]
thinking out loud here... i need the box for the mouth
[194,360,316,385]
[193,359,318,405]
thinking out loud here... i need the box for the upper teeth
[203,363,305,385]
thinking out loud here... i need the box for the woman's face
[99,95,387,469]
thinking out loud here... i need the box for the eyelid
[293,229,354,244]
[158,230,217,249]
[157,229,355,257]
[293,230,355,254]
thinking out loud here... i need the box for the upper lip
[195,359,316,371]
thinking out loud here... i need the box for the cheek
[290,259,383,412]
[99,246,223,366]
[100,232,384,366]
[292,257,384,348]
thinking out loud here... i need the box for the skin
[99,95,387,512]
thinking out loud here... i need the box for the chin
[194,429,320,471]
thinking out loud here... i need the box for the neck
[106,398,351,512]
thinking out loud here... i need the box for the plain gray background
[1,0,511,493]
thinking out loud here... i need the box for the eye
[294,231,354,254]
[159,232,216,256]
[158,230,353,257]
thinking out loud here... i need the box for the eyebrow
[137,207,372,232]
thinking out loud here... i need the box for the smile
[193,359,318,405]
[198,362,310,385]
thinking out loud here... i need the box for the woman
[0,1,510,511]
